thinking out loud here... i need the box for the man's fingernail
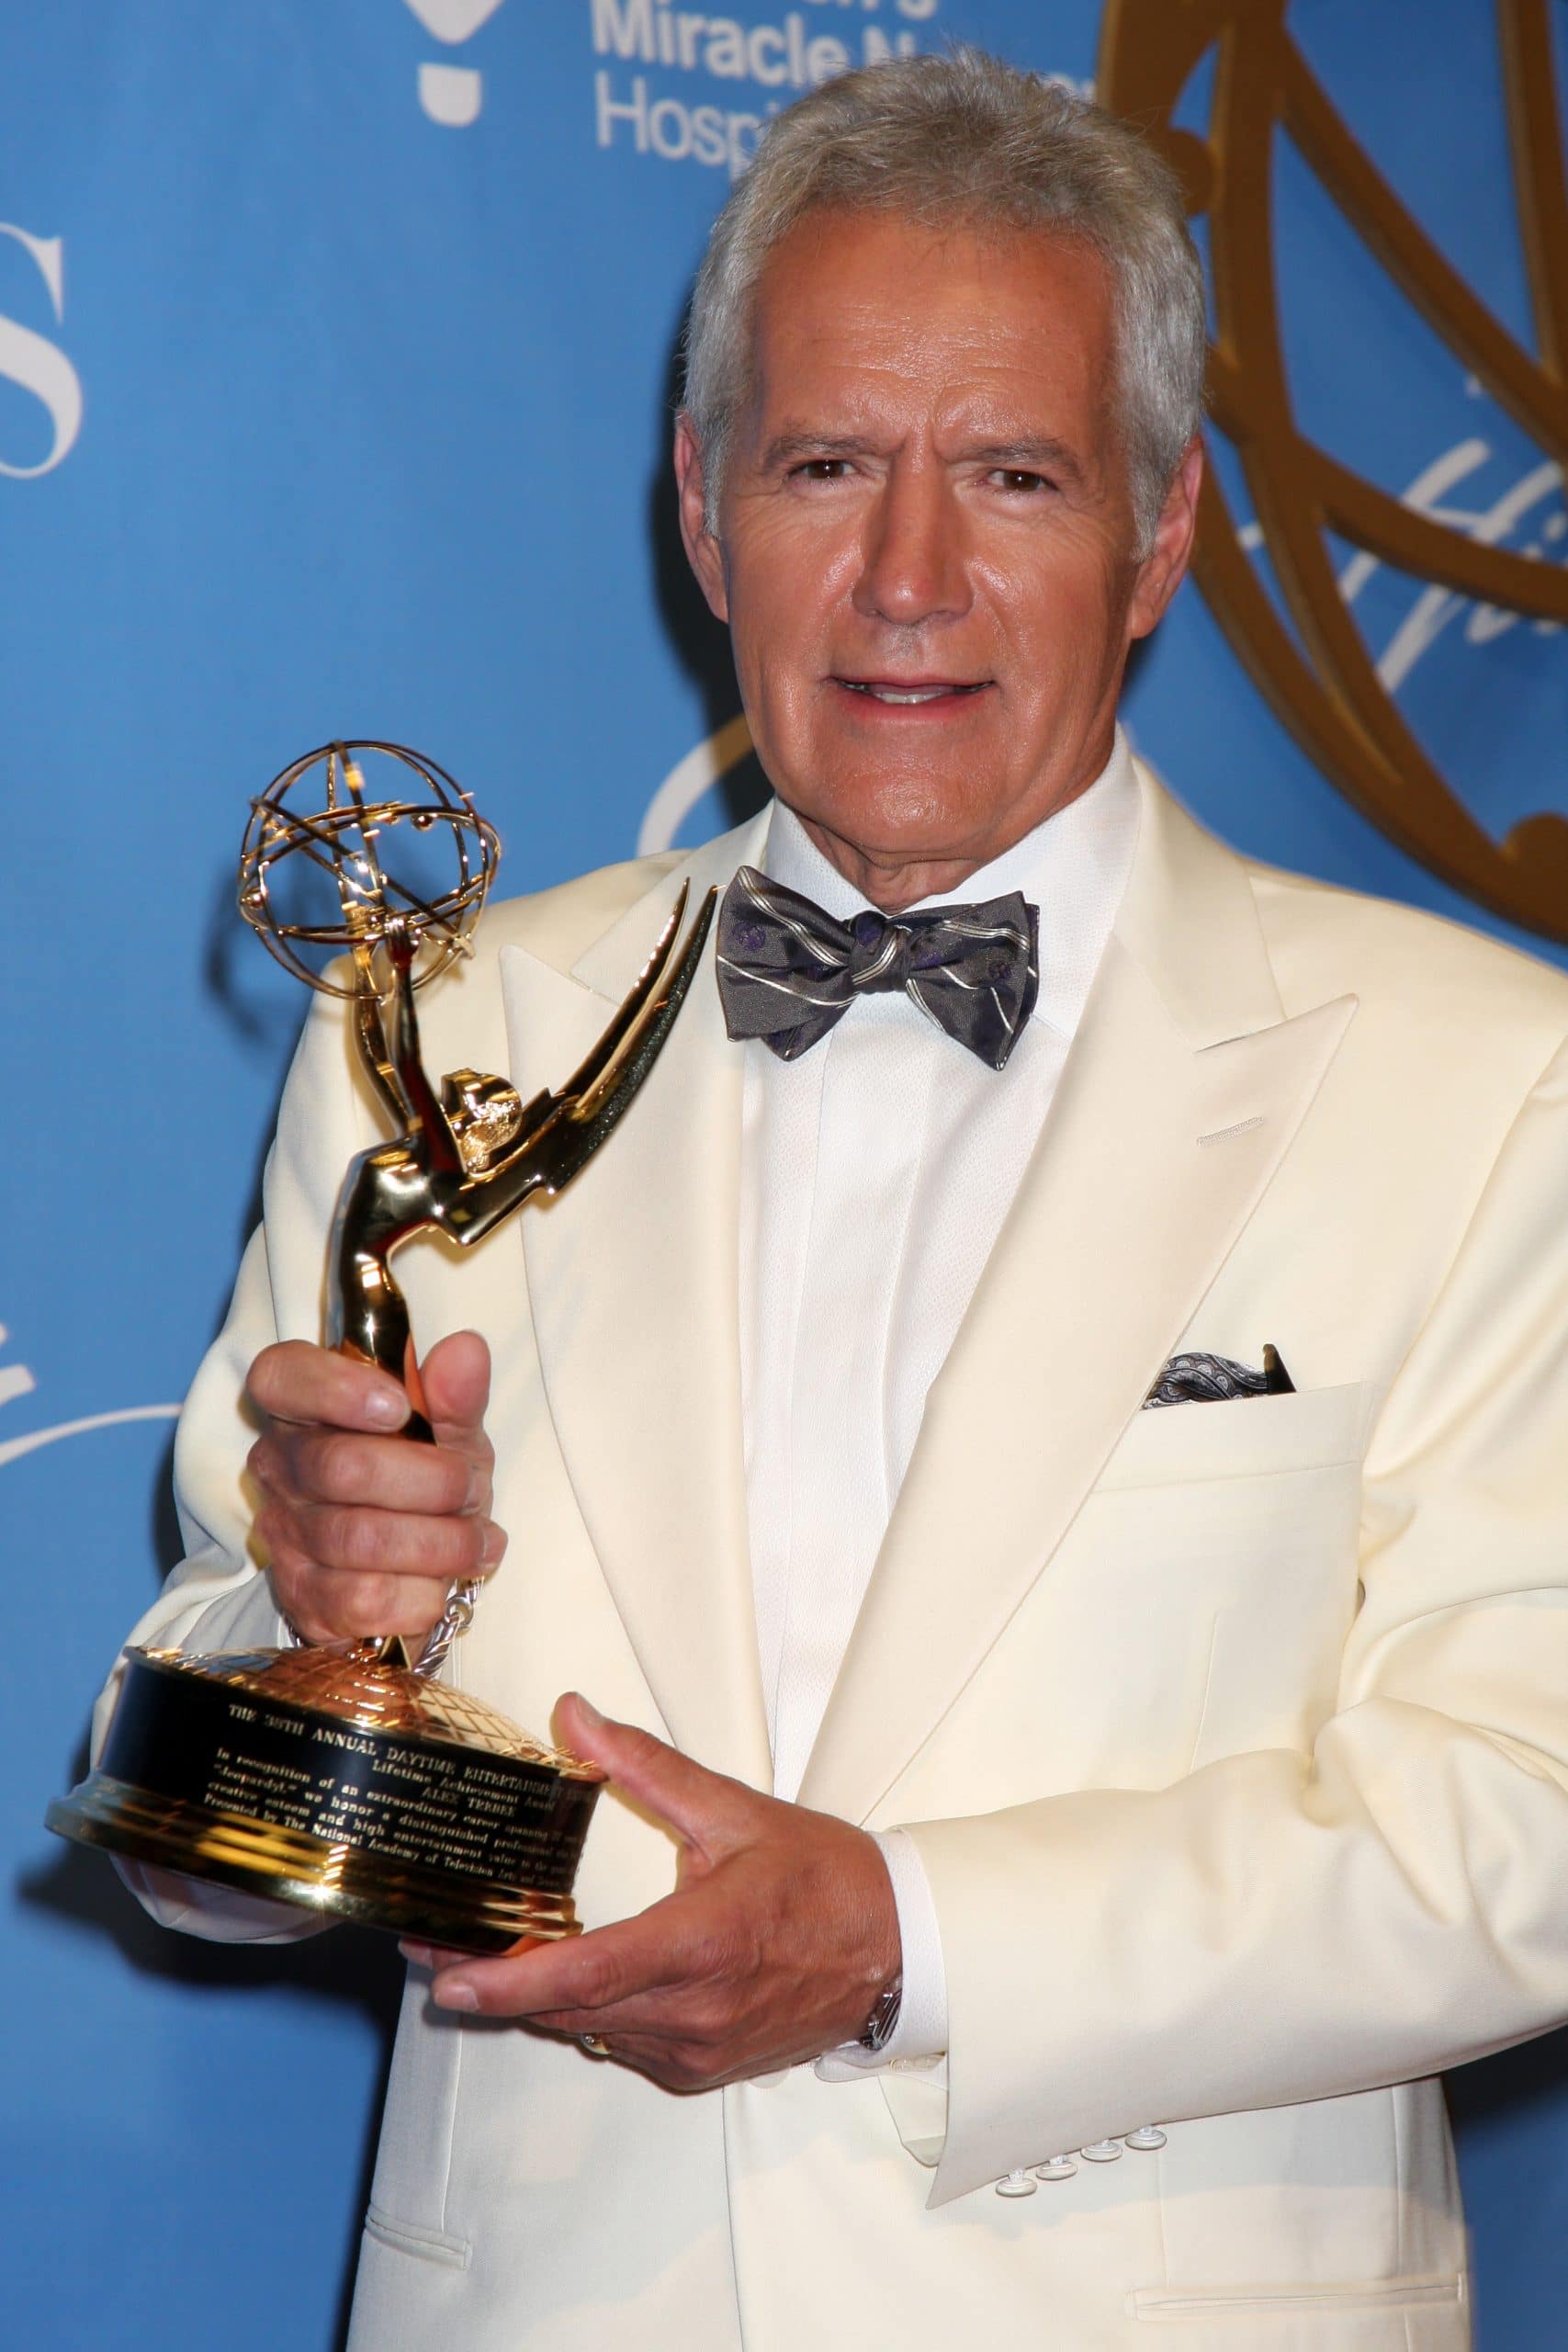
[365,1388,408,1428]
[433,1979,479,2012]
[399,1940,435,1968]
[570,1692,604,1728]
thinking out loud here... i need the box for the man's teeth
[843,682,976,704]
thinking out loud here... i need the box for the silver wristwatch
[859,1973,903,2053]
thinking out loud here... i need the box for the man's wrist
[866,1827,948,2063]
[814,1828,948,2079]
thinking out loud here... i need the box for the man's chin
[781,777,1010,885]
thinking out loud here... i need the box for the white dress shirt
[739,730,1141,2065]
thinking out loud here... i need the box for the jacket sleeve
[907,1030,1568,2203]
[92,984,371,1943]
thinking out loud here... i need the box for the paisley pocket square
[1144,1344,1295,1409]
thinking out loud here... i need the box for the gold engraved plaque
[50,742,716,1951]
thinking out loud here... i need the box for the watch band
[858,1973,903,2053]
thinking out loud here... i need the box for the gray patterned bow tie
[716,865,1040,1071]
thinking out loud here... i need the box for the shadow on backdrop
[647,300,774,837]
[19,1823,400,2350]
[24,903,399,2346]
[1447,2027,1568,2131]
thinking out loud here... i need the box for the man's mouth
[834,678,988,706]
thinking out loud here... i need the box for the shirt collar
[761,727,1141,1041]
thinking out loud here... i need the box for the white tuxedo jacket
[107,764,1568,2350]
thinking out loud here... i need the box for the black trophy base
[48,1645,604,1954]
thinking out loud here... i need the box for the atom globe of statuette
[237,740,501,995]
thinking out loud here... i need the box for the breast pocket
[891,1387,1369,1805]
[1079,1384,1366,1770]
[1096,1381,1365,1492]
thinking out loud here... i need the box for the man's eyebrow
[754,428,1089,482]
[758,429,881,469]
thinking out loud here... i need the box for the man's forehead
[743,210,1115,425]
[752,206,1112,312]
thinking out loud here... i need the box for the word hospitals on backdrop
[592,0,939,177]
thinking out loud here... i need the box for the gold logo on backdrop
[1098,0,1568,944]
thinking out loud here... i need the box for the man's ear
[674,412,729,623]
[1127,435,1204,642]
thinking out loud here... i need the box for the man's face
[677,209,1199,901]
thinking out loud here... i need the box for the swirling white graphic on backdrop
[637,710,755,853]
[0,1321,176,1471]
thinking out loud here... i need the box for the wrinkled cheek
[733,654,818,797]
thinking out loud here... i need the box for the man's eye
[789,458,853,481]
[990,468,1052,495]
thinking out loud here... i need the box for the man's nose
[851,465,971,628]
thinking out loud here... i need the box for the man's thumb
[421,1329,491,1433]
[554,1693,737,1847]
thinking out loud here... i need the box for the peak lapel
[500,814,774,1792]
[796,772,1358,1823]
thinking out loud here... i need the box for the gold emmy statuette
[50,742,716,1951]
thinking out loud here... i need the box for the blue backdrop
[3,5,1564,2345]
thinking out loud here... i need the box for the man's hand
[401,1693,902,2088]
[245,1329,505,1643]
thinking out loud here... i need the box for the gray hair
[682,50,1206,553]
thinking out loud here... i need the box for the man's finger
[289,1498,497,1584]
[422,1893,696,2018]
[248,1340,410,1433]
[252,1424,479,1517]
[277,1562,456,1644]
[553,1694,755,1853]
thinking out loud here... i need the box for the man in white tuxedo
[107,51,1568,2350]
